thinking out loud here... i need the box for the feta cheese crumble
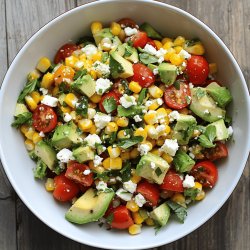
[41,95,58,107]
[153,68,159,75]
[144,44,157,55]
[178,49,191,59]
[123,180,137,194]
[138,143,151,156]
[56,148,74,163]
[87,108,96,119]
[39,131,45,137]
[116,188,133,201]
[120,94,137,108]
[83,169,91,175]
[183,174,195,188]
[81,44,98,59]
[95,78,113,95]
[134,193,147,207]
[160,139,179,156]
[93,155,103,167]
[63,113,72,122]
[124,27,138,36]
[84,134,102,148]
[92,61,110,78]
[134,115,142,122]
[94,112,111,129]
[169,110,180,122]
[39,88,48,95]
[96,181,108,191]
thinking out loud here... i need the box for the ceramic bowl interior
[0,0,249,249]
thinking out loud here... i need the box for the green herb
[108,132,117,144]
[124,45,134,57]
[73,69,87,80]
[28,150,38,161]
[173,80,181,90]
[96,144,106,155]
[196,88,206,99]
[101,52,109,63]
[17,79,38,102]
[184,188,199,200]
[117,136,143,149]
[155,167,163,177]
[94,171,109,182]
[166,200,187,223]
[154,225,162,235]
[185,38,200,47]
[121,79,132,95]
[103,97,117,113]
[106,213,114,224]
[139,53,158,65]
[138,88,148,105]
[120,162,132,181]
[76,96,88,117]
[11,112,32,128]
[59,82,70,94]
[33,159,47,180]
[198,125,216,148]
[53,163,65,175]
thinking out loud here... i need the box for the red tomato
[108,206,133,229]
[190,161,218,188]
[32,104,57,133]
[204,142,228,161]
[136,181,160,206]
[53,174,79,202]
[111,79,123,97]
[65,161,94,187]
[160,170,184,192]
[99,91,120,113]
[146,37,157,48]
[117,18,137,28]
[54,43,79,64]
[131,31,148,48]
[131,63,155,88]
[164,81,191,109]
[186,55,209,85]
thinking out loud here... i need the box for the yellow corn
[89,93,102,103]
[132,212,144,224]
[162,153,173,163]
[52,86,59,96]
[78,119,93,131]
[60,106,72,114]
[174,46,183,54]
[110,157,122,170]
[100,37,112,51]
[144,111,157,125]
[64,93,78,108]
[116,117,129,127]
[134,128,147,141]
[102,158,110,169]
[24,139,35,151]
[20,124,30,134]
[194,182,202,191]
[105,122,118,134]
[185,43,205,55]
[92,51,102,62]
[45,178,55,192]
[165,125,171,135]
[196,190,205,201]
[164,48,175,61]
[151,148,162,156]
[209,63,217,74]
[89,125,97,134]
[120,151,130,161]
[110,22,121,36]
[32,132,42,144]
[143,141,153,151]
[131,169,141,184]
[129,81,142,93]
[130,148,140,159]
[65,55,79,68]
[117,130,127,139]
[128,224,142,235]
[91,21,102,35]
[118,29,126,42]
[148,101,160,111]
[79,54,87,61]
[27,69,41,81]
[36,57,51,73]
[161,37,173,45]
[126,200,139,212]
[156,138,165,146]
[156,107,168,118]
[153,40,163,50]
[171,193,186,206]
[145,218,155,226]
[170,53,184,66]
[90,70,97,80]
[30,91,41,104]
[145,125,157,139]
[148,85,163,99]
[107,146,121,158]
[163,41,174,50]
[25,95,37,111]
[70,111,77,120]
[173,36,186,46]
[25,128,35,140]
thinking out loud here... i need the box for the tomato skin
[131,31,148,48]
[117,18,137,28]
[65,161,94,187]
[131,63,155,88]
[54,43,79,64]
[53,174,79,202]
[160,170,184,192]
[190,161,218,188]
[186,55,209,85]
[108,206,133,229]
[204,142,228,161]
[136,181,160,207]
[99,91,120,113]
[164,81,191,109]
[32,104,57,133]
[146,38,157,48]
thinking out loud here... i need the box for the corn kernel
[45,178,55,192]
[128,224,142,235]
[20,124,30,134]
[64,93,78,108]
[60,106,72,114]
[116,117,129,127]
[153,40,163,50]
[110,22,122,36]
[92,51,102,62]
[151,148,162,156]
[90,70,97,80]
[118,29,126,42]
[145,125,157,139]
[89,125,97,134]
[148,101,160,111]
[32,132,42,144]
[169,53,184,66]
[171,193,186,206]
[36,57,51,73]
[134,128,147,141]
[78,119,93,131]
[131,169,141,183]
[196,190,205,201]
[129,81,142,93]
[148,85,163,98]
[173,36,186,46]
[130,148,140,159]
[194,182,202,191]
[27,69,41,81]
[105,122,118,134]
[161,37,173,45]
[110,157,122,170]
[65,55,79,68]
[121,151,130,161]
[209,63,217,74]
[145,218,155,226]
[164,48,175,61]
[126,200,139,212]
[102,158,110,169]
[144,111,157,125]
[132,212,144,224]
[52,86,59,96]
[91,21,102,35]
[162,153,173,163]
[89,93,102,103]
[174,46,184,54]
[25,128,35,140]
[25,95,37,111]
[163,41,174,50]
[24,139,34,151]
[117,130,127,139]
[107,146,121,158]
[100,37,112,51]
[30,91,41,104]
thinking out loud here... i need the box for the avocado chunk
[34,140,57,170]
[190,87,226,122]
[65,188,114,224]
[117,105,143,117]
[140,22,162,40]
[93,28,113,45]
[173,150,195,173]
[109,51,134,79]
[206,82,232,108]
[117,44,139,63]
[158,63,177,85]
[207,119,229,141]
[71,74,96,98]
[136,153,170,184]
[14,103,29,116]
[52,122,80,150]
[150,202,170,226]
[173,114,197,145]
[73,146,94,163]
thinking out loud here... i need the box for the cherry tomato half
[131,63,155,88]
[186,55,209,85]
[131,31,148,48]
[204,142,228,162]
[164,80,191,109]
[54,43,79,64]
[160,170,184,192]
[53,174,79,202]
[99,91,120,113]
[190,161,218,188]
[117,18,137,28]
[32,104,57,133]
[136,181,160,207]
[65,161,94,187]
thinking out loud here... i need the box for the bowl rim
[0,0,250,249]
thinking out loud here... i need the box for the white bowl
[0,0,249,249]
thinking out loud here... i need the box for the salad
[12,18,233,235]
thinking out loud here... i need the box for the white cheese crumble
[41,95,58,107]
[134,115,142,122]
[84,134,102,148]
[153,68,159,75]
[87,108,96,120]
[160,139,179,156]
[156,124,166,134]
[120,94,137,108]
[151,162,156,169]
[203,109,210,114]
[179,49,191,59]
[138,143,151,156]
[93,155,103,167]
[56,148,74,163]
[123,180,137,194]
[63,113,72,122]
[124,27,138,36]
[39,131,45,137]
[155,48,167,58]
[169,110,180,122]
[228,126,233,136]
[156,98,163,105]
[96,181,108,191]
[94,112,111,130]
[95,78,113,95]
[144,44,157,55]
[83,169,91,175]
[189,82,194,88]
[183,174,195,188]
[74,60,84,69]
[39,88,48,95]
[81,44,98,59]
[134,193,147,207]
[116,188,133,201]
[145,100,153,107]
[92,61,110,78]
[189,152,195,159]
